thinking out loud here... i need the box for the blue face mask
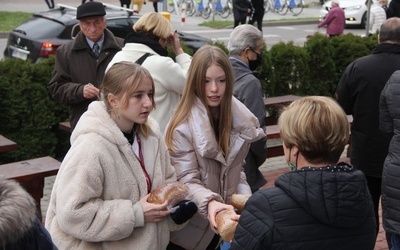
[288,148,297,171]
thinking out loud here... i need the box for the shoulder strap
[135,53,152,65]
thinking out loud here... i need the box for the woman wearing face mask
[227,24,268,194]
[164,45,266,250]
[231,96,377,250]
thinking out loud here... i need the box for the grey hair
[227,24,263,56]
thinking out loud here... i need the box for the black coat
[233,0,252,21]
[231,164,376,250]
[336,43,400,177]
[386,0,400,18]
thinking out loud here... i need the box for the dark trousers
[153,2,158,12]
[234,18,247,28]
[365,175,392,249]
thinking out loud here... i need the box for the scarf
[124,31,168,57]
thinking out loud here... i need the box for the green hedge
[0,33,378,163]
[0,57,69,164]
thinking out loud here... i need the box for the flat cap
[77,2,106,20]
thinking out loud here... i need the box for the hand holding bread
[147,181,189,209]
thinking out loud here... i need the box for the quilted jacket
[379,70,400,235]
[168,97,266,250]
[231,163,376,250]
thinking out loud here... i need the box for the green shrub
[0,57,69,164]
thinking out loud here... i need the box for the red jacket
[318,5,345,36]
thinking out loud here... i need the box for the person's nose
[210,81,218,93]
[143,95,153,108]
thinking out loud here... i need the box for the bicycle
[200,0,232,19]
[167,0,197,16]
[264,0,288,15]
[279,0,304,16]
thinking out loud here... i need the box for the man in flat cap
[48,1,124,132]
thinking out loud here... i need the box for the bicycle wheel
[186,0,196,16]
[289,0,304,16]
[219,6,231,18]
[278,0,288,15]
[202,2,212,19]
[167,0,176,13]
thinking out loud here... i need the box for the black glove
[170,200,198,225]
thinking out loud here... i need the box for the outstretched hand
[207,200,235,234]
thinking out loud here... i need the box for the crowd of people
[4,1,400,249]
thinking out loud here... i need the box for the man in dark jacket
[335,17,400,248]
[228,24,267,193]
[48,2,124,131]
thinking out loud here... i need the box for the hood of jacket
[189,96,265,162]
[275,163,372,228]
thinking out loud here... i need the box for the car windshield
[14,17,66,39]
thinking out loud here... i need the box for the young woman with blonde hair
[46,62,195,249]
[165,45,266,250]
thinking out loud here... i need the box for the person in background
[335,17,400,249]
[379,0,389,12]
[107,12,191,133]
[0,178,57,250]
[317,0,345,37]
[366,0,387,36]
[379,70,400,250]
[248,0,265,31]
[45,62,196,249]
[120,0,131,8]
[228,24,268,194]
[48,2,124,132]
[132,0,146,13]
[164,45,266,250]
[231,96,376,250]
[233,0,253,28]
[386,0,400,18]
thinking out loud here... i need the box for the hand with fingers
[83,83,100,99]
[140,194,171,223]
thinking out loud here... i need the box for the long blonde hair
[165,45,234,155]
[101,61,156,137]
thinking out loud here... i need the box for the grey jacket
[169,97,266,250]
[379,70,400,235]
[230,57,268,191]
[48,29,124,131]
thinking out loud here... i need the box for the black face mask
[249,53,263,71]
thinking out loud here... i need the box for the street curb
[0,19,319,39]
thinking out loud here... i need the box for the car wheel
[360,12,367,28]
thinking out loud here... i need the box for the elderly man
[227,24,268,194]
[336,17,400,249]
[48,2,124,131]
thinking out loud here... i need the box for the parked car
[3,3,211,63]
[319,0,386,28]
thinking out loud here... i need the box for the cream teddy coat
[45,101,181,249]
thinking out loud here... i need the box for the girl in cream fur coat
[45,62,186,249]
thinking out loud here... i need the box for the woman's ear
[108,93,117,108]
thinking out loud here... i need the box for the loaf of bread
[231,194,251,214]
[216,209,238,242]
[147,181,189,209]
